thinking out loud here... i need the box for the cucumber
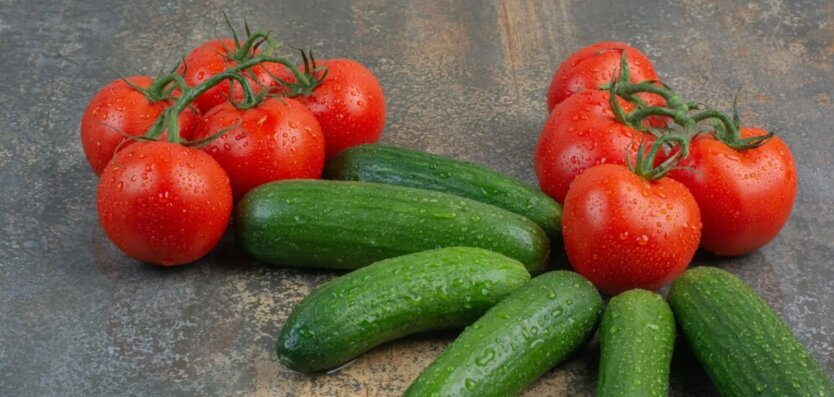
[668,267,834,397]
[325,144,562,237]
[236,180,550,273]
[404,271,602,397]
[276,247,531,372]
[597,289,675,397]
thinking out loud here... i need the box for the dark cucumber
[404,271,603,397]
[325,144,562,237]
[236,180,550,273]
[668,267,834,397]
[276,247,531,372]
[597,289,675,397]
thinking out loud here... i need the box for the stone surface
[1,1,832,396]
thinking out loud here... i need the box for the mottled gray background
[1,1,832,396]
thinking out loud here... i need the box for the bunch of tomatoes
[536,42,797,294]
[81,28,386,266]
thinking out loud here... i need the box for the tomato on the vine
[179,38,281,113]
[192,97,325,200]
[535,89,653,202]
[97,141,233,266]
[278,58,386,158]
[547,41,660,112]
[80,76,199,175]
[562,163,701,295]
[668,128,797,256]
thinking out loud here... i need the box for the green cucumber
[236,180,550,273]
[325,144,562,237]
[668,267,834,396]
[404,271,602,397]
[276,247,531,372]
[597,289,675,397]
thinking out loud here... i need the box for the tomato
[546,41,660,111]
[667,128,797,256]
[80,76,199,175]
[179,38,280,113]
[97,141,233,266]
[562,164,701,295]
[279,59,386,158]
[192,97,325,200]
[535,89,653,202]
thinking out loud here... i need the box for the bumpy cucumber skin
[235,180,550,273]
[597,289,675,397]
[669,267,834,397]
[277,247,531,373]
[404,271,602,397]
[325,144,562,237]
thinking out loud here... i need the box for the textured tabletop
[1,1,832,396]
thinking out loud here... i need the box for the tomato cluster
[82,29,386,266]
[537,42,797,294]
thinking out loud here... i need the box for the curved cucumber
[404,271,602,397]
[276,247,530,372]
[669,267,834,397]
[597,289,675,397]
[236,180,550,273]
[325,144,562,237]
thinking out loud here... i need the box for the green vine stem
[609,53,773,151]
[143,51,320,144]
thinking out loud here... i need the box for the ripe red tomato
[179,38,279,113]
[192,97,325,200]
[80,76,199,175]
[97,141,233,266]
[546,41,660,111]
[535,89,653,202]
[280,59,386,158]
[667,128,797,256]
[562,164,702,295]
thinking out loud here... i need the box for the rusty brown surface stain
[753,93,775,103]
[815,92,833,106]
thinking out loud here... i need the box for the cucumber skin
[276,247,531,373]
[235,180,550,273]
[325,144,562,237]
[668,267,834,397]
[597,289,675,397]
[404,271,603,397]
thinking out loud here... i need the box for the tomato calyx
[627,133,691,181]
[272,47,329,97]
[690,92,775,151]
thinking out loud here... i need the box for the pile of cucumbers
[236,144,834,396]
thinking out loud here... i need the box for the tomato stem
[141,26,322,145]
[610,52,773,152]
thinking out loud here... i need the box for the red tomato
[80,76,199,175]
[535,89,653,202]
[179,38,280,113]
[97,141,233,266]
[667,128,797,256]
[280,59,386,158]
[192,97,325,200]
[547,41,660,111]
[562,164,702,295]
